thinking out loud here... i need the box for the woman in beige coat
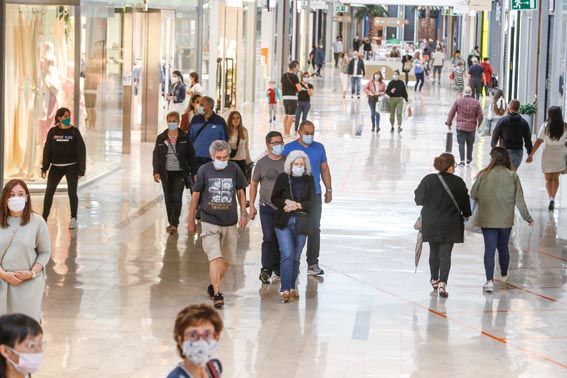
[0,180,51,321]
[471,147,533,293]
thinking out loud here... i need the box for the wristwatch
[326,189,333,193]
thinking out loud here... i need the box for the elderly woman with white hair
[270,150,316,303]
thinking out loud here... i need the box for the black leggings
[161,171,185,227]
[429,242,454,283]
[43,164,79,220]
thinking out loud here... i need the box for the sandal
[438,282,449,298]
[430,279,439,290]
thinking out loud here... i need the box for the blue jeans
[351,76,361,96]
[415,72,425,92]
[456,130,475,162]
[507,149,523,170]
[275,216,307,291]
[295,101,311,131]
[481,228,512,281]
[259,205,280,275]
[368,99,380,129]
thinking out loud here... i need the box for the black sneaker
[549,200,555,211]
[397,127,403,133]
[213,293,224,308]
[207,284,214,299]
[376,127,380,132]
[259,270,271,285]
[390,127,394,133]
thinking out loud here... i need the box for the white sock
[550,197,555,201]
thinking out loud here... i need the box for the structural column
[0,0,5,185]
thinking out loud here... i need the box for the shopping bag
[481,118,492,137]
[379,95,390,113]
[403,103,412,121]
[449,71,455,81]
[445,131,453,153]
[414,232,423,273]
[464,200,482,233]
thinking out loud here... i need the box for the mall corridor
[27,73,567,378]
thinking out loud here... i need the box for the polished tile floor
[32,71,567,377]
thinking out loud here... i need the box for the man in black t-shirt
[281,61,302,137]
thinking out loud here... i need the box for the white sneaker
[483,280,494,293]
[500,274,509,283]
[69,218,77,229]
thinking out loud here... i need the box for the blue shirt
[284,140,327,194]
[189,113,229,158]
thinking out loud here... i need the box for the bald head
[464,87,473,96]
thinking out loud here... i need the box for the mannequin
[38,49,61,144]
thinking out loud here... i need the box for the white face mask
[213,159,228,170]
[182,340,218,367]
[196,105,206,115]
[7,349,43,375]
[393,75,399,80]
[292,166,305,177]
[7,197,26,213]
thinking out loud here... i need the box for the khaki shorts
[200,222,238,265]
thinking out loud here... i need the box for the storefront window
[3,4,76,183]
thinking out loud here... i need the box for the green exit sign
[335,5,348,13]
[511,0,537,10]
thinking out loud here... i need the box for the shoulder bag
[167,139,193,189]
[436,174,461,215]
[0,227,20,268]
[288,176,312,235]
[229,132,240,158]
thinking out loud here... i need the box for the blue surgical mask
[213,159,228,170]
[292,166,305,177]
[272,145,284,156]
[167,122,178,131]
[302,135,314,145]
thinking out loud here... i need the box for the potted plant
[519,102,537,132]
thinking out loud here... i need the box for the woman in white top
[187,72,203,97]
[412,52,425,93]
[227,111,252,177]
[486,89,507,132]
[526,106,567,211]
[0,180,51,322]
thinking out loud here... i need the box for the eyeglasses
[268,141,284,146]
[183,330,213,342]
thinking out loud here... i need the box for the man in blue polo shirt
[283,120,333,276]
[189,96,229,170]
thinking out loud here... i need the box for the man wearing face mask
[347,51,365,99]
[249,131,286,284]
[188,140,248,308]
[189,96,229,171]
[283,121,332,276]
[153,111,198,235]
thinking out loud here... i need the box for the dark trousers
[306,194,322,265]
[456,130,475,162]
[196,157,212,171]
[334,52,340,67]
[43,164,79,220]
[295,101,311,131]
[481,228,512,281]
[415,72,425,92]
[403,70,410,84]
[232,159,247,176]
[470,78,483,100]
[368,99,380,129]
[161,171,185,227]
[316,64,323,76]
[260,205,281,275]
[429,242,454,283]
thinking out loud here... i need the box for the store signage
[442,7,454,16]
[334,15,352,22]
[372,17,407,27]
[511,0,537,10]
[311,0,327,10]
[335,4,348,13]
[469,0,491,11]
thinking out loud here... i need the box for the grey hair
[284,150,312,176]
[464,87,473,95]
[209,140,231,156]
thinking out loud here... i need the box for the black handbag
[288,177,312,235]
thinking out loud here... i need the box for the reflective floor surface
[33,70,567,377]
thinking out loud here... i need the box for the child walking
[267,80,281,123]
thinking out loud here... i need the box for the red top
[481,62,492,85]
[267,88,276,104]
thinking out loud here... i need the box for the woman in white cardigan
[0,180,51,321]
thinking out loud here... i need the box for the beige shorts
[200,222,238,265]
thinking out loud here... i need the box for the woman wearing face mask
[153,112,198,235]
[180,94,202,133]
[0,314,45,378]
[167,304,223,378]
[415,153,471,298]
[385,70,409,133]
[294,74,314,132]
[227,111,253,178]
[41,107,86,229]
[364,71,386,132]
[271,151,316,303]
[167,70,186,114]
[187,72,203,97]
[0,180,51,321]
